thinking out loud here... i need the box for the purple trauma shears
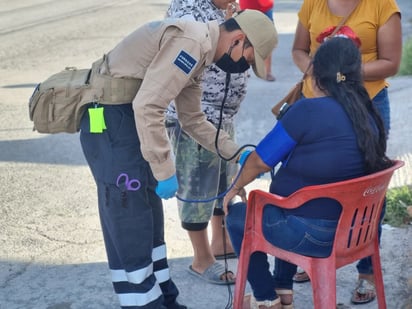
[116,173,141,191]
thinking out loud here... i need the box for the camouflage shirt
[165,0,248,125]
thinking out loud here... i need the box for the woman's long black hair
[312,37,392,173]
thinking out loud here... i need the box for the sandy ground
[0,0,411,308]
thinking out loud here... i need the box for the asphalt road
[0,0,411,308]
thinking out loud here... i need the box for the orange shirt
[298,0,400,99]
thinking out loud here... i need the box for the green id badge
[88,106,106,133]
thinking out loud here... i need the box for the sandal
[244,293,281,309]
[275,289,293,309]
[266,73,276,82]
[188,262,235,285]
[292,270,310,283]
[351,279,376,304]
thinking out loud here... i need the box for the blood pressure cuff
[255,122,297,167]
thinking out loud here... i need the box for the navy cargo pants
[80,104,181,308]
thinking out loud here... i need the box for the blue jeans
[372,87,390,135]
[356,87,390,275]
[226,202,338,301]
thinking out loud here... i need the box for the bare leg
[188,229,215,272]
[210,215,234,257]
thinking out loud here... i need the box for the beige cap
[233,9,278,79]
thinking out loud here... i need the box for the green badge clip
[88,106,106,133]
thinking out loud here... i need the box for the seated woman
[223,37,393,309]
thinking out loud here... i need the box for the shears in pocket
[116,173,141,191]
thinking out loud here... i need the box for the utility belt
[89,55,142,105]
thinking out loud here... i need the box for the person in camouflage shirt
[166,0,248,285]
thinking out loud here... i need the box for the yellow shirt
[298,0,400,99]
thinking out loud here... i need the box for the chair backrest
[329,160,404,266]
[250,160,404,268]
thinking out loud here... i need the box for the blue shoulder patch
[174,50,197,75]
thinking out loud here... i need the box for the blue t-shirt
[256,97,366,220]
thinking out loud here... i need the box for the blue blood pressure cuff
[255,122,297,167]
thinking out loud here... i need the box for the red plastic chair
[233,160,404,309]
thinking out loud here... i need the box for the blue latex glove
[238,150,252,167]
[155,174,178,199]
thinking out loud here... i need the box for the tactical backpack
[28,56,142,134]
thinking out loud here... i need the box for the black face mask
[215,44,250,73]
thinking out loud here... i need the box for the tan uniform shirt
[104,19,239,180]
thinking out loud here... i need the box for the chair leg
[310,262,337,309]
[233,246,252,309]
[371,251,387,309]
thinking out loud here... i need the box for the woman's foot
[243,294,281,309]
[351,274,376,304]
[292,269,310,283]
